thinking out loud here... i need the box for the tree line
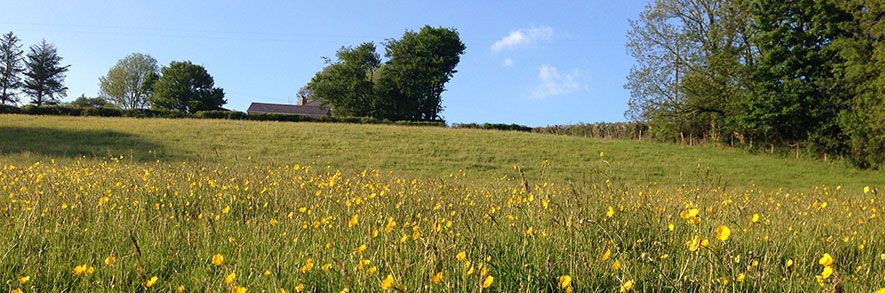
[626,0,882,168]
[0,32,226,113]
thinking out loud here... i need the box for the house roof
[247,102,330,116]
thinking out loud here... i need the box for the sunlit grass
[1,159,881,291]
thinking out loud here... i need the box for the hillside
[0,114,880,190]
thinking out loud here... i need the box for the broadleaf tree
[99,53,159,109]
[148,61,225,113]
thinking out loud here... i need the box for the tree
[69,94,115,108]
[0,32,25,105]
[307,43,380,117]
[625,0,753,142]
[307,26,465,121]
[149,61,225,113]
[381,26,465,120]
[99,53,158,109]
[23,40,70,106]
[744,0,852,152]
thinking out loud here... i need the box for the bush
[0,104,20,114]
[121,109,191,119]
[195,110,248,120]
[395,120,447,127]
[20,105,84,116]
[81,107,123,117]
[453,122,531,131]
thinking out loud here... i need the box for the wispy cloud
[503,58,514,68]
[490,26,553,52]
[531,64,584,98]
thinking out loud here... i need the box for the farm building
[247,96,330,117]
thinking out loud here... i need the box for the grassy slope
[0,114,880,190]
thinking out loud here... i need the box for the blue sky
[3,1,649,126]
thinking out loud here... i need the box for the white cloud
[531,64,584,98]
[490,26,553,52]
[503,58,514,67]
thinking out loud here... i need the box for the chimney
[298,94,307,105]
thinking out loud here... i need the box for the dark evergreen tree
[23,40,70,106]
[0,32,25,105]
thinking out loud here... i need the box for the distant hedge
[0,105,447,127]
[452,122,533,132]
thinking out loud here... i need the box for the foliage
[625,0,882,168]
[69,94,116,108]
[22,40,69,106]
[307,26,464,121]
[99,53,159,109]
[453,122,533,132]
[534,122,649,140]
[149,61,226,113]
[0,31,25,105]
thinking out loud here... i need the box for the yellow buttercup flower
[73,264,88,276]
[380,274,394,289]
[715,225,731,241]
[231,286,247,293]
[431,272,443,284]
[212,253,224,266]
[686,235,701,252]
[751,213,760,223]
[300,258,314,273]
[820,265,833,278]
[295,283,305,292]
[225,272,237,285]
[559,275,572,289]
[606,206,615,218]
[619,279,634,292]
[146,276,158,288]
[456,251,467,261]
[105,255,116,267]
[601,249,612,261]
[354,244,367,254]
[819,253,834,267]
[612,259,621,271]
[18,275,30,284]
[482,275,494,288]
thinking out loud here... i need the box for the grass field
[0,114,882,292]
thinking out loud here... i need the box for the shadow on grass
[0,126,183,161]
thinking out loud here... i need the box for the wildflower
[347,214,359,227]
[482,275,494,288]
[526,226,534,236]
[384,218,397,233]
[11,289,22,293]
[380,274,394,289]
[18,275,30,284]
[612,259,621,271]
[322,263,333,271]
[736,273,745,282]
[715,225,731,241]
[177,285,186,292]
[431,272,443,284]
[73,264,89,276]
[300,258,314,273]
[686,235,701,252]
[295,283,305,292]
[225,272,237,285]
[146,276,158,288]
[679,208,701,225]
[785,259,793,268]
[354,244,367,254]
[667,223,674,231]
[864,186,871,194]
[105,255,117,267]
[456,251,467,261]
[366,266,378,275]
[601,249,612,261]
[212,253,224,266]
[606,206,615,218]
[820,265,833,278]
[231,286,247,293]
[619,279,634,292]
[701,239,710,248]
[559,275,572,289]
[717,276,729,285]
[751,213,760,223]
[819,253,834,266]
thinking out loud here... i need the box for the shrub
[81,107,123,117]
[196,110,248,120]
[0,104,20,114]
[452,122,531,131]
